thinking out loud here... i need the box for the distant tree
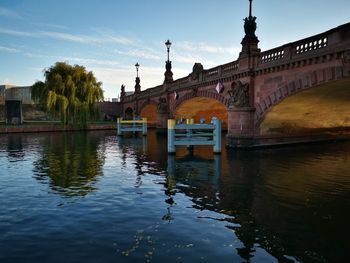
[32,62,104,125]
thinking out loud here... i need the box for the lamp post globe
[165,39,171,61]
[135,62,140,77]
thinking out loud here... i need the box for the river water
[0,130,349,262]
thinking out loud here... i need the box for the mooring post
[142,117,147,136]
[167,119,176,153]
[167,154,175,176]
[132,116,136,135]
[186,118,194,151]
[117,118,122,136]
[212,118,221,153]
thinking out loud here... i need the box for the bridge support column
[226,107,256,148]
[156,111,169,131]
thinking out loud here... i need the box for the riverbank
[0,121,116,134]
[1,122,349,150]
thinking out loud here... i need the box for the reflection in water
[32,132,105,196]
[0,130,349,262]
[6,134,25,161]
[138,132,350,262]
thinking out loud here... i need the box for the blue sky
[0,0,349,99]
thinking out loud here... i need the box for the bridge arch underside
[174,97,228,130]
[140,104,157,127]
[259,79,350,135]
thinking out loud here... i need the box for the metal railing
[117,117,147,136]
[167,117,221,154]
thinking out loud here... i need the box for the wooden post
[117,118,122,136]
[168,119,176,153]
[212,118,221,153]
[142,117,147,136]
[186,118,194,151]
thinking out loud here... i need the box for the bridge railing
[222,60,239,73]
[122,84,164,102]
[260,48,286,64]
[202,60,239,80]
[259,22,350,66]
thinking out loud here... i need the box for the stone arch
[255,66,347,124]
[172,90,230,113]
[257,78,350,135]
[139,100,158,127]
[173,91,229,129]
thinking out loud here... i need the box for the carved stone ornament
[343,50,350,63]
[191,63,203,80]
[120,84,126,97]
[192,87,198,97]
[228,81,250,109]
[157,97,168,112]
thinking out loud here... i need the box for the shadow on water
[123,130,350,262]
[4,135,25,161]
[32,131,106,197]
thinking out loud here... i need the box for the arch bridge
[119,7,350,147]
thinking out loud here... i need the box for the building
[0,85,47,123]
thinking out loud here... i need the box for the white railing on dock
[117,118,147,136]
[167,117,221,154]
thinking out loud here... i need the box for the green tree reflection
[33,132,105,197]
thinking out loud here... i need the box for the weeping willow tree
[32,62,104,125]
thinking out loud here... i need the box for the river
[0,130,349,262]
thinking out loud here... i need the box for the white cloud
[0,26,136,45]
[0,27,34,37]
[0,78,14,85]
[24,51,120,67]
[0,45,20,53]
[90,65,190,97]
[177,41,240,56]
[32,22,69,30]
[62,57,120,66]
[172,51,218,68]
[90,27,136,45]
[103,35,136,45]
[0,7,21,19]
[39,31,89,43]
[114,48,162,60]
[24,52,51,59]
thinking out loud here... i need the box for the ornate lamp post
[165,39,171,62]
[134,62,141,94]
[135,62,140,77]
[164,39,173,83]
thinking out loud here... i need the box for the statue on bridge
[228,81,250,109]
[191,63,204,81]
[243,0,257,39]
[244,16,257,38]
[157,97,168,113]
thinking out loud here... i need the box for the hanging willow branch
[32,62,104,125]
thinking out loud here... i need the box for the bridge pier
[156,111,169,131]
[226,107,256,148]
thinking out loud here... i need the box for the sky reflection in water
[0,130,349,262]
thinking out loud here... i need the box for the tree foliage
[32,62,104,124]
